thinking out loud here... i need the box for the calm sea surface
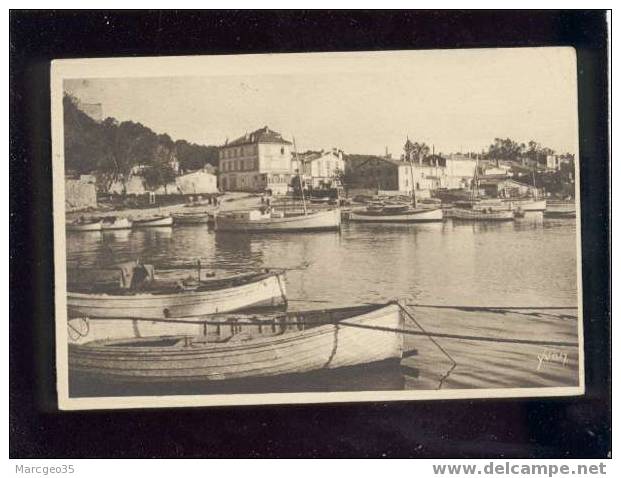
[66,213,580,394]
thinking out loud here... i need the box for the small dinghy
[67,262,288,320]
[133,215,173,228]
[68,302,404,384]
[66,220,103,232]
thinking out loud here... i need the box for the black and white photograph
[51,48,583,410]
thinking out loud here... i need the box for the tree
[486,137,525,161]
[403,138,430,163]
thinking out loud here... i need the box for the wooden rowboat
[66,220,103,232]
[172,212,210,225]
[133,215,173,228]
[215,208,341,232]
[68,302,404,383]
[67,269,287,320]
[348,206,443,223]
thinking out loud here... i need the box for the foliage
[404,139,430,162]
[63,94,217,191]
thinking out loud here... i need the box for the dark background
[9,10,610,458]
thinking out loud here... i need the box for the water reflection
[66,217,577,307]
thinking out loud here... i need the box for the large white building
[218,126,293,195]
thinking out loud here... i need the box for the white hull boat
[348,207,443,223]
[67,270,287,322]
[133,215,173,228]
[66,220,103,232]
[68,302,404,382]
[215,208,341,232]
[101,217,133,230]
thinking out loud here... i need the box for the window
[281,147,285,155]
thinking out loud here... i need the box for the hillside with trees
[63,94,218,191]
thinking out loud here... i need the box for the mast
[471,154,480,201]
[407,147,417,208]
[293,136,307,215]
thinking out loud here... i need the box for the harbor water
[66,212,580,395]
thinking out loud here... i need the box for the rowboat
[172,212,210,225]
[101,217,133,230]
[67,267,287,320]
[66,220,103,232]
[348,204,443,223]
[215,208,341,232]
[133,215,173,228]
[451,207,514,221]
[68,302,404,383]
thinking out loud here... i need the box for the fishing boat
[451,159,515,222]
[133,215,173,228]
[172,212,210,225]
[101,217,133,230]
[348,203,443,222]
[215,208,341,232]
[67,263,287,320]
[68,302,404,383]
[348,147,443,223]
[66,220,103,232]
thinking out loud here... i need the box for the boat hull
[134,216,173,227]
[215,209,341,232]
[66,221,103,232]
[348,207,443,223]
[172,213,210,225]
[102,218,133,230]
[67,272,287,325]
[68,303,404,383]
[503,199,547,212]
[451,208,514,221]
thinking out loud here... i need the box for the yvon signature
[536,349,569,371]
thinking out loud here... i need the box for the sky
[63,48,579,157]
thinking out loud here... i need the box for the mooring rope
[396,303,457,389]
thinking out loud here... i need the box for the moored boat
[67,264,287,320]
[133,215,174,228]
[348,204,443,223]
[215,208,341,232]
[172,212,210,225]
[68,302,404,383]
[66,220,103,232]
[451,207,514,221]
[504,198,547,212]
[101,217,133,230]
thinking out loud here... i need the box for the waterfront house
[345,154,439,197]
[175,167,218,195]
[218,126,293,195]
[293,149,345,189]
[478,177,536,198]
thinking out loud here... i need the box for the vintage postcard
[51,49,584,410]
